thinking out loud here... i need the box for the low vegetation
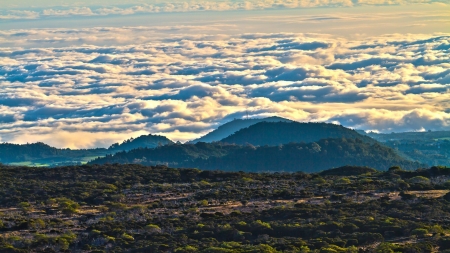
[90,138,423,172]
[1,164,450,252]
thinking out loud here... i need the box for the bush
[121,233,134,241]
[411,228,428,237]
[409,176,430,184]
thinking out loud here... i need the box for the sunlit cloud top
[0,1,449,148]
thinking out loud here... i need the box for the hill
[108,134,173,151]
[0,142,59,164]
[90,138,422,172]
[189,116,292,143]
[220,121,376,146]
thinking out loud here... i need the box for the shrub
[121,233,134,241]
[411,228,428,237]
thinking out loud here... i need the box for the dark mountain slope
[108,134,173,151]
[90,138,422,172]
[220,121,375,146]
[189,116,292,143]
[0,142,59,163]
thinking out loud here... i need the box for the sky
[0,0,449,148]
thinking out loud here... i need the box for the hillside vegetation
[90,138,422,172]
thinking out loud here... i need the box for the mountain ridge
[220,121,376,146]
[189,116,293,144]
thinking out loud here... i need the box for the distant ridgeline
[0,134,173,166]
[360,130,450,167]
[362,130,450,142]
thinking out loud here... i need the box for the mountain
[189,116,293,143]
[220,121,376,146]
[89,138,422,172]
[108,134,173,151]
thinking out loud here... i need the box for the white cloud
[0,24,449,148]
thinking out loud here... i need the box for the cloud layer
[1,0,449,20]
[0,24,449,148]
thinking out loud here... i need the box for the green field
[7,154,107,167]
[9,161,49,167]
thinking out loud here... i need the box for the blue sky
[0,0,449,148]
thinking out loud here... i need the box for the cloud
[0,24,449,148]
[0,0,448,20]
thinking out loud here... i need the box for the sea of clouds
[0,25,449,148]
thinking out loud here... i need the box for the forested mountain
[189,116,292,143]
[0,142,59,163]
[220,122,376,146]
[108,134,173,151]
[89,138,422,172]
